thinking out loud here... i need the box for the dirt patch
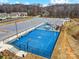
[72,31,79,41]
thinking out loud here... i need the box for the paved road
[0,18,44,41]
[33,18,69,26]
[0,17,69,41]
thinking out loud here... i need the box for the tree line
[0,4,79,18]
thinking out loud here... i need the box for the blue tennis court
[9,24,60,59]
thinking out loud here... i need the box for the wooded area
[0,4,79,18]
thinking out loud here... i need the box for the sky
[0,0,79,5]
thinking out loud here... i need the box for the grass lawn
[64,18,79,40]
[0,56,3,59]
[0,16,33,26]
